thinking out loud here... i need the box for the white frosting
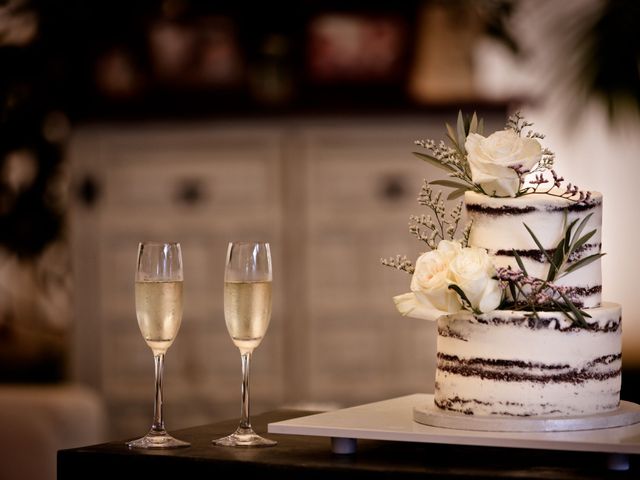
[465,190,603,308]
[434,303,622,416]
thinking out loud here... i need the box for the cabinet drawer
[104,152,276,210]
[71,126,283,212]
[304,129,444,211]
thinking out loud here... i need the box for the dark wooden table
[58,409,639,479]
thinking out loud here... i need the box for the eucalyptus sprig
[496,210,603,328]
[523,211,604,282]
[413,111,484,200]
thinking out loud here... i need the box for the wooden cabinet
[68,114,503,438]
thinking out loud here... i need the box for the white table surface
[268,394,640,454]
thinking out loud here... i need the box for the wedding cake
[383,112,622,418]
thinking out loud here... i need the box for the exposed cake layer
[464,190,603,308]
[434,303,622,417]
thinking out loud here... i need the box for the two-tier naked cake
[383,111,623,419]
[435,191,621,417]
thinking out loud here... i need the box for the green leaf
[523,223,555,265]
[508,281,518,304]
[573,213,593,240]
[569,229,597,256]
[563,253,605,275]
[412,152,454,172]
[430,179,471,190]
[555,291,589,328]
[445,123,459,150]
[448,284,477,313]
[569,214,594,252]
[549,298,583,327]
[512,249,528,276]
[469,112,478,134]
[447,188,467,200]
[547,216,576,281]
[548,243,565,282]
[456,111,467,155]
[562,217,580,255]
[478,118,484,135]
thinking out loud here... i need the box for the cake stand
[268,393,640,471]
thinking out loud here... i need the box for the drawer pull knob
[379,175,407,201]
[76,175,100,208]
[176,179,206,206]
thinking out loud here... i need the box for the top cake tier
[464,191,603,308]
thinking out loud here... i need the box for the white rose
[465,129,542,197]
[393,292,450,321]
[448,246,502,313]
[409,241,462,317]
[432,239,462,262]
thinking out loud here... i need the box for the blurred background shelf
[3,0,512,122]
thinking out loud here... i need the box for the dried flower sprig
[381,181,470,275]
[409,181,466,250]
[496,266,589,328]
[380,255,415,274]
[503,112,594,204]
[518,170,594,204]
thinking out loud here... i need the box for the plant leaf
[523,223,555,266]
[573,213,593,241]
[569,229,597,256]
[469,112,478,134]
[563,253,605,275]
[508,281,517,304]
[549,298,584,327]
[448,284,477,313]
[447,188,467,200]
[430,179,471,189]
[445,123,459,150]
[456,111,467,155]
[512,249,528,276]
[412,152,454,172]
[562,217,580,255]
[555,291,589,328]
[548,242,565,282]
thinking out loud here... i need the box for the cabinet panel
[301,123,450,405]
[70,124,285,438]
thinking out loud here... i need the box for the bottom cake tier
[434,302,622,417]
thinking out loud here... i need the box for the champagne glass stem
[152,353,165,433]
[240,351,251,430]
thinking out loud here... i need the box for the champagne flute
[214,241,277,447]
[127,241,190,449]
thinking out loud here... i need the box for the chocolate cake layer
[433,304,622,417]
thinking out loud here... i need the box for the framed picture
[306,12,411,85]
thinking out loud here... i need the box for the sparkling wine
[224,280,272,352]
[136,280,183,354]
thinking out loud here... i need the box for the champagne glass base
[213,426,277,447]
[127,430,190,449]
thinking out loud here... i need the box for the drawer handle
[175,179,206,206]
[379,175,407,201]
[76,175,101,208]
